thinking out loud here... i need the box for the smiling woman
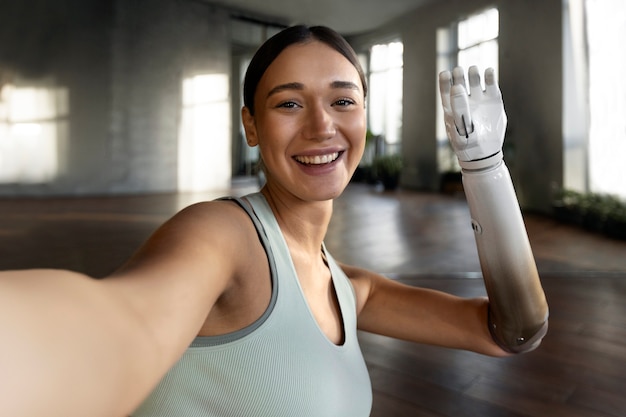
[132,26,374,416]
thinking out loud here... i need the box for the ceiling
[206,0,443,35]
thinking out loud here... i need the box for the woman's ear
[241,107,258,147]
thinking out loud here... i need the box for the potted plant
[552,188,626,241]
[438,139,462,193]
[605,199,626,240]
[371,154,403,190]
[552,189,584,226]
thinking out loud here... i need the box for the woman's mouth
[294,152,341,166]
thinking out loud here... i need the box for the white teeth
[295,152,339,165]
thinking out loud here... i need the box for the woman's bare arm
[344,264,510,357]
[0,200,247,417]
[0,269,164,417]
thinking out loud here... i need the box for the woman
[0,25,547,417]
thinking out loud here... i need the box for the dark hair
[243,25,368,116]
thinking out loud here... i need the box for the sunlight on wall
[563,0,589,192]
[457,7,499,74]
[0,83,67,184]
[586,0,626,198]
[369,41,403,155]
[178,73,231,192]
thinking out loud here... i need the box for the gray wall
[499,0,562,212]
[108,0,230,194]
[0,0,230,195]
[351,0,563,212]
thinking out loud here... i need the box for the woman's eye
[334,98,356,107]
[276,101,300,109]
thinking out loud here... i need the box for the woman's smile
[293,151,342,166]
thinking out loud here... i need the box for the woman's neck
[261,186,333,257]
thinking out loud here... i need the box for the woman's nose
[303,104,336,141]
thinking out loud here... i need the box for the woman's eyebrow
[267,82,304,98]
[267,80,361,98]
[331,80,360,91]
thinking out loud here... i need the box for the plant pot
[371,154,403,191]
[605,218,626,240]
[552,203,583,226]
[380,175,400,190]
[440,171,463,194]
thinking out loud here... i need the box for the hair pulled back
[243,25,367,116]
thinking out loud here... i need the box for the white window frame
[436,7,499,173]
[367,40,404,156]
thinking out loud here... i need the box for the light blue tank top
[132,192,372,416]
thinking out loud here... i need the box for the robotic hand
[439,66,548,354]
[439,66,507,167]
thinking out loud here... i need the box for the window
[585,0,626,198]
[368,40,403,155]
[178,73,231,192]
[456,8,499,73]
[436,7,499,172]
[0,80,68,184]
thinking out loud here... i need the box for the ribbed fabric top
[131,192,372,417]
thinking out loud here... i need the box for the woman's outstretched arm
[0,269,165,417]
[0,200,245,417]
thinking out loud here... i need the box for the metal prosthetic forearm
[461,155,548,353]
[439,66,548,353]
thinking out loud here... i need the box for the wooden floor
[1,181,625,416]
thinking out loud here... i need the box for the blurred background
[1,0,624,212]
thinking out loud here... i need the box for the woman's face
[243,40,367,202]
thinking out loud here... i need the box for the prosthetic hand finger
[439,70,464,150]
[452,66,466,87]
[468,65,483,98]
[438,70,453,111]
[450,84,473,138]
[483,67,500,98]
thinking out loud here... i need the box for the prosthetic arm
[439,66,548,353]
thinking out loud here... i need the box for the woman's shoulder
[118,198,260,276]
[173,197,252,228]
[108,197,265,307]
[161,198,258,250]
